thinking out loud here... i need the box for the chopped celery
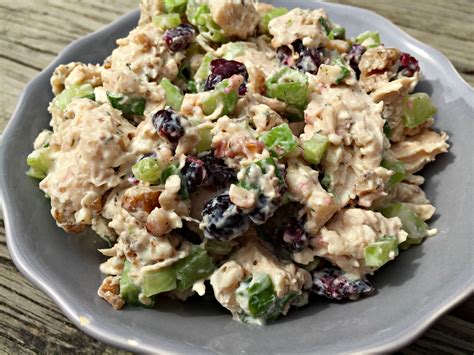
[222,42,245,60]
[321,172,332,192]
[380,202,428,249]
[265,67,309,110]
[120,261,144,306]
[160,164,181,183]
[318,16,331,35]
[173,246,215,291]
[381,157,406,188]
[160,164,189,199]
[333,57,350,84]
[160,78,184,110]
[364,235,399,267]
[164,0,187,15]
[152,14,182,30]
[383,121,392,139]
[132,157,163,184]
[53,83,95,110]
[186,2,228,43]
[302,258,321,272]
[194,53,214,92]
[302,133,330,165]
[236,273,276,318]
[328,27,346,40]
[107,92,146,116]
[196,125,213,153]
[402,93,437,129]
[201,79,238,117]
[260,7,288,33]
[26,147,52,180]
[204,239,235,255]
[239,157,285,192]
[143,267,177,297]
[355,31,381,48]
[258,123,297,159]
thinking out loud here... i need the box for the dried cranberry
[276,40,323,74]
[281,218,308,250]
[397,52,420,77]
[347,44,366,79]
[311,268,375,301]
[276,45,294,66]
[163,24,195,52]
[204,59,249,95]
[152,109,185,142]
[293,40,322,74]
[200,152,237,187]
[201,192,250,240]
[177,224,202,244]
[182,156,208,192]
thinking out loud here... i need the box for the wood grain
[0,0,472,353]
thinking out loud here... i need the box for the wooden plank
[0,0,472,353]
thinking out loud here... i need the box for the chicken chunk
[390,130,449,173]
[268,8,329,48]
[304,83,390,207]
[39,100,135,232]
[209,0,259,40]
[312,209,407,276]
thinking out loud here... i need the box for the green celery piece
[333,57,350,84]
[160,78,184,110]
[143,267,177,297]
[321,172,332,192]
[204,239,235,255]
[173,246,215,291]
[194,53,214,91]
[258,123,297,159]
[186,80,197,93]
[380,203,428,249]
[381,157,406,188]
[201,79,238,117]
[222,42,245,60]
[364,235,399,267]
[164,0,187,15]
[26,147,52,180]
[318,16,331,35]
[328,27,346,40]
[265,292,304,321]
[236,273,276,318]
[160,164,189,199]
[302,133,330,165]
[120,261,144,306]
[383,121,392,139]
[132,157,163,184]
[186,2,228,43]
[160,164,181,183]
[107,92,146,116]
[260,7,288,33]
[53,83,95,110]
[152,14,182,30]
[196,125,213,153]
[402,93,437,129]
[355,31,381,48]
[265,67,309,110]
[239,157,285,191]
[302,258,321,272]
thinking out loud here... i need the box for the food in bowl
[26,0,449,324]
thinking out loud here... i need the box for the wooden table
[1,0,472,353]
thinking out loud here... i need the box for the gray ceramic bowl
[1,1,473,353]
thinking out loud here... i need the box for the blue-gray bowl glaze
[1,1,473,353]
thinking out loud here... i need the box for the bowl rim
[1,2,473,353]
